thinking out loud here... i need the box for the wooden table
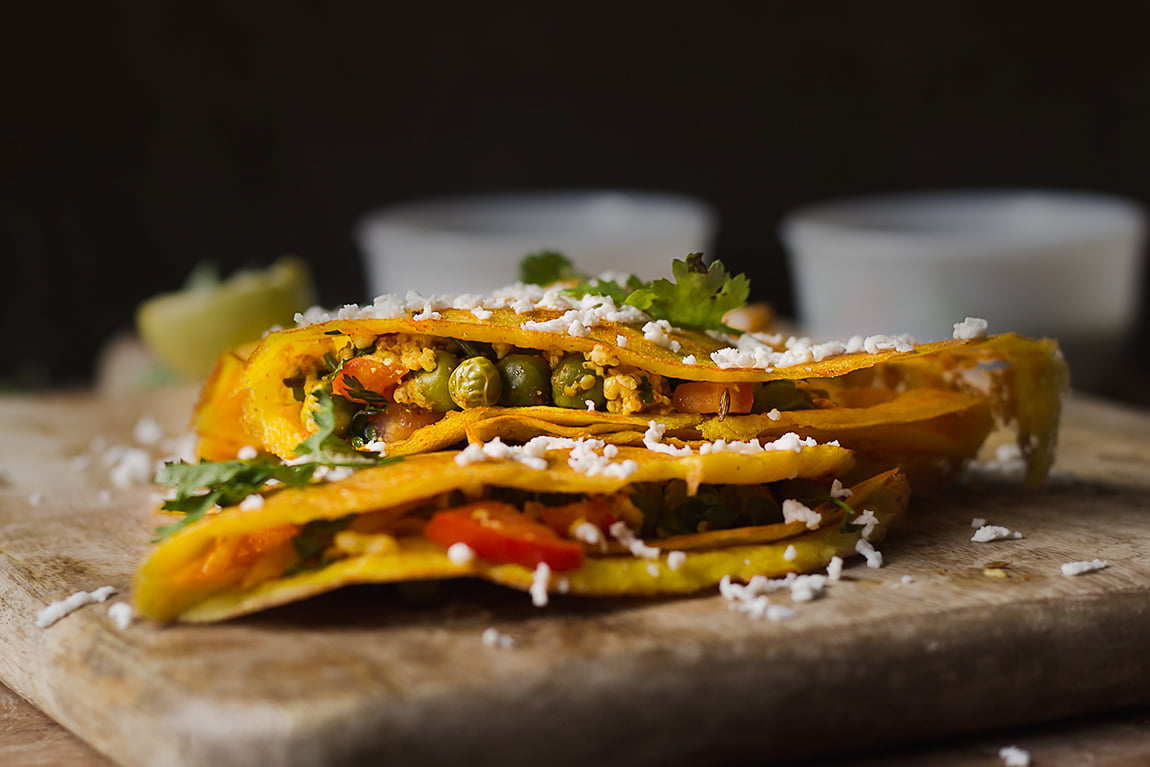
[2,389,1150,766]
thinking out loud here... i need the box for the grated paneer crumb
[36,586,117,628]
[1061,558,1109,576]
[998,745,1030,766]
[972,525,1024,543]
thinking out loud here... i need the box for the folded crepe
[138,255,1065,622]
[193,258,1064,491]
[134,436,909,622]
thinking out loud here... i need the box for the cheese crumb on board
[481,627,516,649]
[107,602,134,630]
[998,745,1030,766]
[1061,558,1109,576]
[972,525,1024,543]
[36,586,117,628]
[855,539,884,568]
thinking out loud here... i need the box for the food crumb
[972,525,1023,543]
[1061,559,1109,576]
[107,602,133,630]
[36,586,117,628]
[481,627,515,649]
[998,745,1030,766]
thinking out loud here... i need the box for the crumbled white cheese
[954,317,990,340]
[642,319,682,353]
[681,354,697,365]
[572,522,605,551]
[998,745,1030,766]
[482,627,516,649]
[719,576,805,620]
[646,564,661,577]
[530,562,551,607]
[239,493,265,511]
[782,499,822,530]
[766,408,781,421]
[666,550,687,571]
[106,447,155,488]
[36,586,117,628]
[783,544,797,561]
[237,445,259,460]
[609,521,661,560]
[830,479,853,500]
[855,539,884,568]
[1061,558,1109,576]
[642,421,693,457]
[133,414,164,446]
[107,602,133,630]
[971,525,1024,543]
[447,542,477,566]
[789,574,828,603]
[853,509,879,541]
[826,556,844,582]
[28,492,42,506]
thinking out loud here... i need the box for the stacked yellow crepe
[136,255,1066,621]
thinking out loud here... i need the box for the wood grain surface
[1,389,1149,766]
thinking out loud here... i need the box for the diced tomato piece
[671,381,754,415]
[535,499,618,538]
[424,502,585,571]
[364,406,442,442]
[332,356,405,403]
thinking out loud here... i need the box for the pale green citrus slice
[136,256,316,380]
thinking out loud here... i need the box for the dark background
[5,2,1149,396]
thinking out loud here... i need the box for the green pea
[497,354,552,407]
[449,356,503,409]
[550,354,606,409]
[412,350,460,412]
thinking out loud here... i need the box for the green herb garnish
[153,458,318,540]
[286,517,353,575]
[336,374,390,406]
[624,254,750,333]
[296,387,398,466]
[550,252,751,333]
[520,250,578,286]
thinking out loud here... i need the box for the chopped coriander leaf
[563,254,751,333]
[519,251,578,285]
[153,458,318,540]
[563,273,647,307]
[630,254,750,332]
[337,374,390,406]
[296,387,401,466]
[287,516,353,575]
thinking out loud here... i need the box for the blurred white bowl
[356,190,716,297]
[780,189,1146,387]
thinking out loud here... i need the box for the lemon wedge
[136,256,316,380]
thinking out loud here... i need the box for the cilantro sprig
[527,252,751,333]
[519,250,579,286]
[626,254,750,333]
[296,387,398,466]
[153,459,318,540]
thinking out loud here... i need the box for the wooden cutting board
[1,388,1149,767]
